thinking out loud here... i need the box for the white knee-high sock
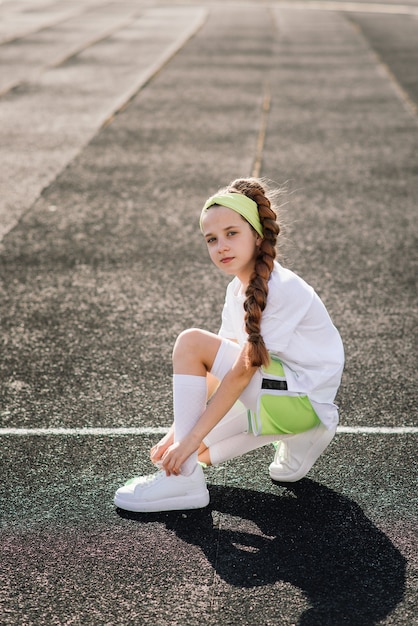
[173,374,207,476]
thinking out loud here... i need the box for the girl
[114,178,344,513]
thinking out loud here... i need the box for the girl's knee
[173,328,221,373]
[173,328,220,354]
[173,328,206,354]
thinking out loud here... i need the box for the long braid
[227,178,280,367]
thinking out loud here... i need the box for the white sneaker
[114,464,210,513]
[269,423,336,482]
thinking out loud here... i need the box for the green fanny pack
[248,356,320,436]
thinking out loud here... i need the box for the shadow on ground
[117,479,406,625]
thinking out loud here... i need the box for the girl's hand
[150,426,174,465]
[161,436,199,476]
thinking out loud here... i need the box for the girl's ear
[255,235,263,246]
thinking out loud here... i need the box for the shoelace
[125,470,165,488]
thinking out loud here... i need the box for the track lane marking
[0,426,416,436]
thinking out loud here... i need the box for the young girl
[114,178,344,513]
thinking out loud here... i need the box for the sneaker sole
[114,489,210,513]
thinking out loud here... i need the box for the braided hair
[226,178,280,367]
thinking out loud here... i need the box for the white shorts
[205,337,320,450]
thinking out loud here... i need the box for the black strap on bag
[261,379,288,391]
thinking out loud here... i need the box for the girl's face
[201,205,262,286]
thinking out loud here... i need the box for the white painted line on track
[0,427,169,436]
[336,426,418,434]
[0,426,416,436]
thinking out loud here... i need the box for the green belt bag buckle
[248,356,320,436]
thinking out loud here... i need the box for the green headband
[200,192,264,238]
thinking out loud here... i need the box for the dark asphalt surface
[0,1,417,625]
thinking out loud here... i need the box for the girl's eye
[227,231,237,237]
[206,237,216,244]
